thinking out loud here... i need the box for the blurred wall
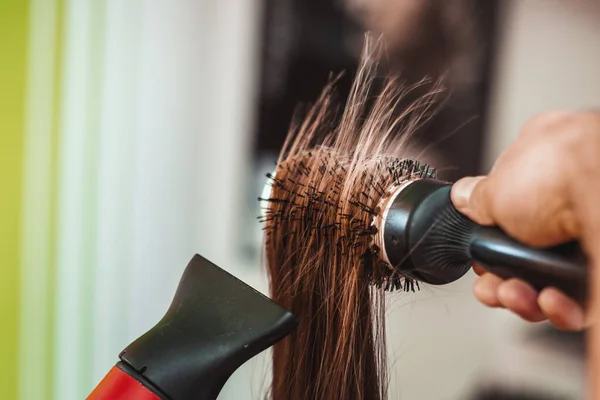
[12,1,263,399]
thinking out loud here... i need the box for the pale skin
[450,110,600,398]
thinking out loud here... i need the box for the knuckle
[519,110,577,138]
[559,113,600,177]
[520,111,600,174]
[518,110,598,142]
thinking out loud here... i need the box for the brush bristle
[259,149,436,292]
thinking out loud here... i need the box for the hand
[450,110,600,331]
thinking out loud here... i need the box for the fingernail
[451,176,482,210]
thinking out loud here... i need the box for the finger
[451,176,495,226]
[538,287,585,331]
[473,273,504,308]
[497,279,546,323]
[472,263,486,276]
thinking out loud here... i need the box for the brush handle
[469,226,588,302]
[385,180,589,302]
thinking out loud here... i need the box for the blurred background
[1,0,600,399]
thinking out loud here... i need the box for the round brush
[378,178,587,302]
[260,154,588,302]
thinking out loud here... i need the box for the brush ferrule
[374,180,418,267]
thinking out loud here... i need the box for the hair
[261,36,442,400]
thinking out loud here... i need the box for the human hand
[450,110,600,331]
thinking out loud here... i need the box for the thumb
[451,176,496,226]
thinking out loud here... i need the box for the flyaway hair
[260,35,443,400]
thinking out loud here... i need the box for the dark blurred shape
[470,386,571,400]
[252,0,501,182]
[253,0,362,155]
[346,0,489,90]
[526,325,585,357]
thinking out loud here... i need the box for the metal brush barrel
[382,180,588,302]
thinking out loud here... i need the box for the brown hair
[261,36,442,400]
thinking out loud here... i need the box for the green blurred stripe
[48,0,64,398]
[82,0,105,392]
[0,0,29,398]
[18,0,64,398]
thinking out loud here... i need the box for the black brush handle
[385,180,589,303]
[469,226,587,302]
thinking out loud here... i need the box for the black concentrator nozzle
[383,180,588,302]
[117,254,298,400]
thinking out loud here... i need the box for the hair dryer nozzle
[91,254,297,400]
